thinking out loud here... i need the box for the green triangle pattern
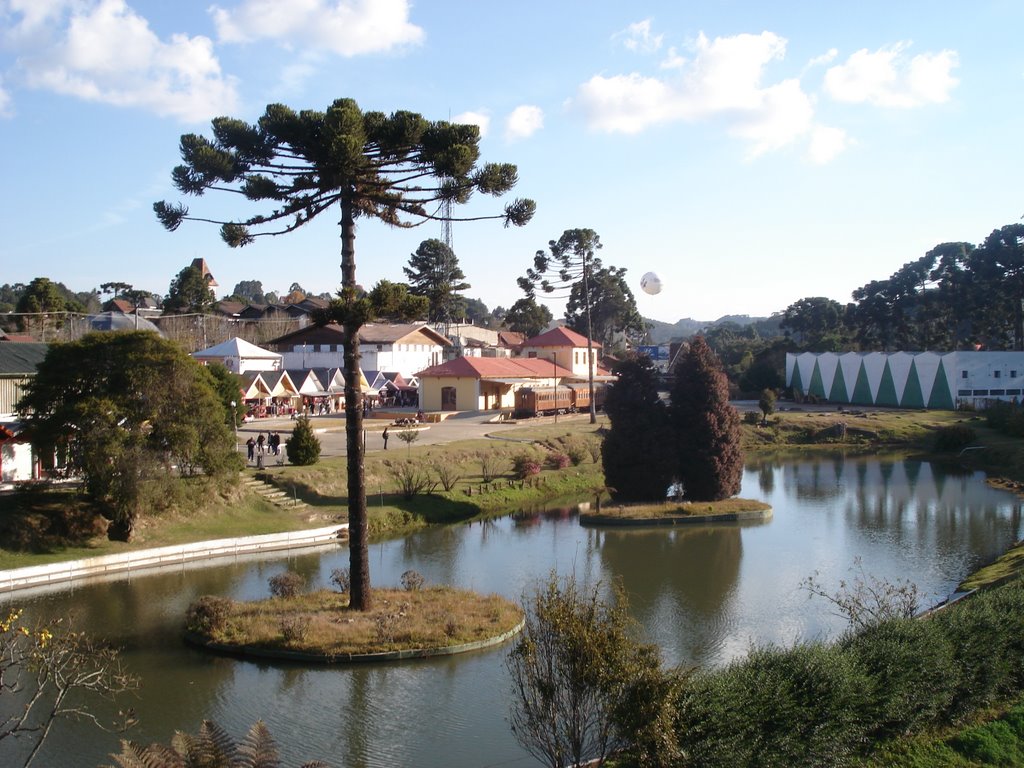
[928,359,955,410]
[809,360,826,399]
[851,360,874,405]
[876,360,899,407]
[790,358,804,395]
[901,360,925,408]
[828,362,849,403]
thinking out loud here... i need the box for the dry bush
[268,571,305,599]
[401,570,426,591]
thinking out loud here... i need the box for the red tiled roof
[521,326,601,349]
[497,331,525,348]
[417,356,574,379]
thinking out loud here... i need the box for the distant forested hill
[646,314,783,344]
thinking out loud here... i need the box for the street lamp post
[551,354,558,424]
[230,401,238,451]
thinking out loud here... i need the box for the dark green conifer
[602,354,675,501]
[669,336,743,501]
[286,417,321,466]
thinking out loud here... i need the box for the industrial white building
[786,351,1024,410]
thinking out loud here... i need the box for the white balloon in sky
[640,271,663,295]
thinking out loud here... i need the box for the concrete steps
[241,476,308,511]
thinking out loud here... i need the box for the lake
[6,454,1022,768]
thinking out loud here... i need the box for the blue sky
[2,1,1022,323]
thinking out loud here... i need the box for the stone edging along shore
[579,507,773,527]
[184,617,526,664]
[0,525,349,595]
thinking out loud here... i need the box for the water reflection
[5,455,1022,768]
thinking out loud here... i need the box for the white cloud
[574,72,674,134]
[573,30,853,164]
[824,43,959,107]
[274,52,323,95]
[6,0,238,122]
[210,0,424,56]
[4,0,74,36]
[453,110,491,138]
[807,48,839,69]
[576,32,790,126]
[806,124,850,165]
[0,77,10,118]
[730,78,814,158]
[614,19,663,54]
[505,105,543,141]
[660,46,686,70]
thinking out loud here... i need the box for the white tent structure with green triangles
[786,351,1024,410]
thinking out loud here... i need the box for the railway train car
[514,383,606,418]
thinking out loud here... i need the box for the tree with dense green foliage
[203,361,245,429]
[565,264,645,352]
[462,296,495,327]
[0,282,26,314]
[111,719,328,768]
[155,98,533,610]
[14,277,80,335]
[506,572,679,768]
[285,417,321,465]
[781,296,847,350]
[230,279,267,305]
[602,354,675,501]
[975,224,1024,350]
[164,266,215,314]
[737,339,790,394]
[669,336,743,501]
[16,332,240,540]
[503,296,552,338]
[403,238,470,323]
[519,229,605,423]
[365,279,428,322]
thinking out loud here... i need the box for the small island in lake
[580,498,772,527]
[185,584,524,663]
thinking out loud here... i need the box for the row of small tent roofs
[239,367,416,404]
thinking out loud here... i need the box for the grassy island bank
[185,586,524,662]
[579,498,772,526]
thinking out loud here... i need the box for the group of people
[246,431,282,463]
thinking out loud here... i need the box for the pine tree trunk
[339,196,371,611]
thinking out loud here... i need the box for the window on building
[962,370,968,379]
[995,370,1001,379]
[1012,371,1018,378]
[528,351,537,358]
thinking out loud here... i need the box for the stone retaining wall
[0,525,348,594]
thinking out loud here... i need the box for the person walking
[246,436,255,463]
[382,427,389,450]
[256,432,266,455]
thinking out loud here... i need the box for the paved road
[235,409,543,460]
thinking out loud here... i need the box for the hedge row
[668,577,1024,767]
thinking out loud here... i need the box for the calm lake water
[6,454,1022,768]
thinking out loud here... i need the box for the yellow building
[416,356,574,412]
[516,326,602,379]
